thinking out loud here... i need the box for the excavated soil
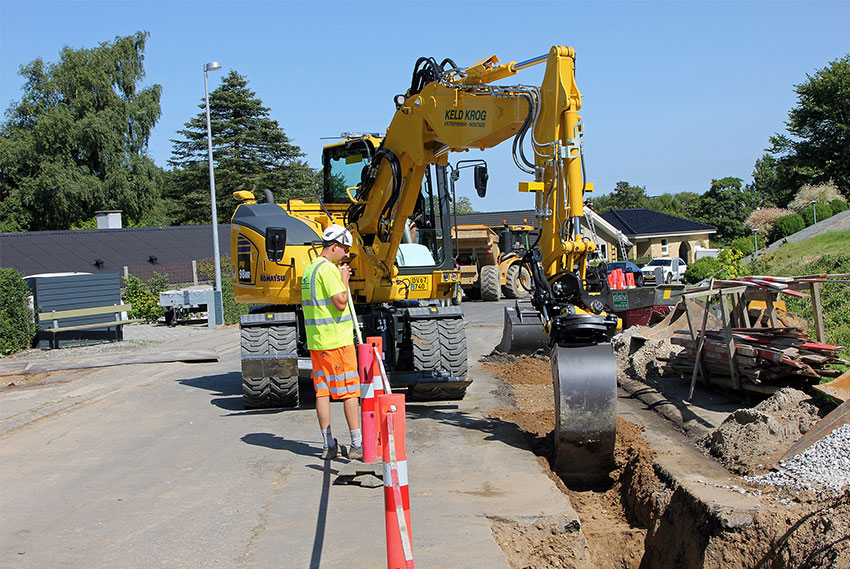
[482,353,850,569]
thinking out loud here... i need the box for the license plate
[408,276,429,291]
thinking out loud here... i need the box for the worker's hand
[339,263,351,285]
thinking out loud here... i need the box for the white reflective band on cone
[361,382,375,398]
[383,460,409,487]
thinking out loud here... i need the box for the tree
[451,196,475,214]
[588,181,649,213]
[167,71,319,225]
[0,32,162,231]
[767,54,850,205]
[692,177,758,240]
[750,154,788,207]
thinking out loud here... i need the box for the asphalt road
[0,299,577,569]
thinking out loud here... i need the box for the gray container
[26,272,124,348]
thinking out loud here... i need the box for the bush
[801,203,833,226]
[122,273,169,322]
[684,256,721,284]
[198,256,250,326]
[730,235,756,256]
[830,199,848,213]
[744,207,789,236]
[0,268,36,355]
[788,181,845,211]
[771,213,805,241]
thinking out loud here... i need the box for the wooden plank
[809,281,825,343]
[40,319,144,334]
[812,370,850,403]
[778,400,850,464]
[38,304,133,322]
[719,291,742,390]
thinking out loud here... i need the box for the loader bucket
[497,300,549,354]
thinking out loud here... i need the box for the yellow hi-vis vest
[301,257,353,351]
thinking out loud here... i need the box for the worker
[302,224,363,460]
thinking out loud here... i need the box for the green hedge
[830,199,848,213]
[0,268,36,355]
[730,235,756,256]
[771,213,805,241]
[122,273,169,323]
[802,203,833,226]
[684,256,721,284]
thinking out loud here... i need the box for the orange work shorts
[310,345,361,400]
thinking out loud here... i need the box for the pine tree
[167,71,319,224]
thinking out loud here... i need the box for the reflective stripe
[305,314,352,327]
[383,459,409,487]
[303,297,334,307]
[329,383,359,395]
[313,370,325,378]
[315,381,329,391]
[326,370,358,383]
[361,382,375,399]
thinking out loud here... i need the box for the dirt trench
[482,355,850,569]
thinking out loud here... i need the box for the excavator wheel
[497,301,549,354]
[241,324,299,409]
[551,342,617,486]
[408,317,469,401]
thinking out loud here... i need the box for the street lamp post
[752,228,759,256]
[810,200,818,225]
[204,61,223,326]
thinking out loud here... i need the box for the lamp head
[204,61,222,72]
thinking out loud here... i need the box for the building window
[661,238,669,255]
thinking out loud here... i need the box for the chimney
[95,210,123,229]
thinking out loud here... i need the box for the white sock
[322,428,335,448]
[350,428,362,449]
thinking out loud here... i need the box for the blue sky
[2,0,849,211]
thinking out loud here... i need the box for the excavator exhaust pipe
[497,300,549,354]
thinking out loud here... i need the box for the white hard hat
[321,224,353,247]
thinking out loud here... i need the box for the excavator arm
[346,46,618,484]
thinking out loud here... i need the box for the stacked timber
[669,327,848,389]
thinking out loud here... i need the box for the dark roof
[0,225,230,280]
[600,209,715,237]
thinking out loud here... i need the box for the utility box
[26,272,124,348]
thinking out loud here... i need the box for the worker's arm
[330,264,351,312]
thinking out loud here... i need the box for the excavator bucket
[497,300,549,354]
[551,342,617,485]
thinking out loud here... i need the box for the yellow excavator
[230,46,617,483]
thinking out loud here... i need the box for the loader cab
[322,135,382,205]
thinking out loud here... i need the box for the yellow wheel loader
[452,224,533,301]
[230,46,618,484]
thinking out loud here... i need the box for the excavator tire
[241,324,299,409]
[504,264,531,299]
[409,317,469,401]
[551,342,617,486]
[480,264,501,301]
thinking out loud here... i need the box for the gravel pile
[746,423,850,495]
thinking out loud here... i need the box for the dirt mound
[613,327,680,385]
[699,388,823,475]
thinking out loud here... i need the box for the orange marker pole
[379,393,414,569]
[358,342,377,463]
